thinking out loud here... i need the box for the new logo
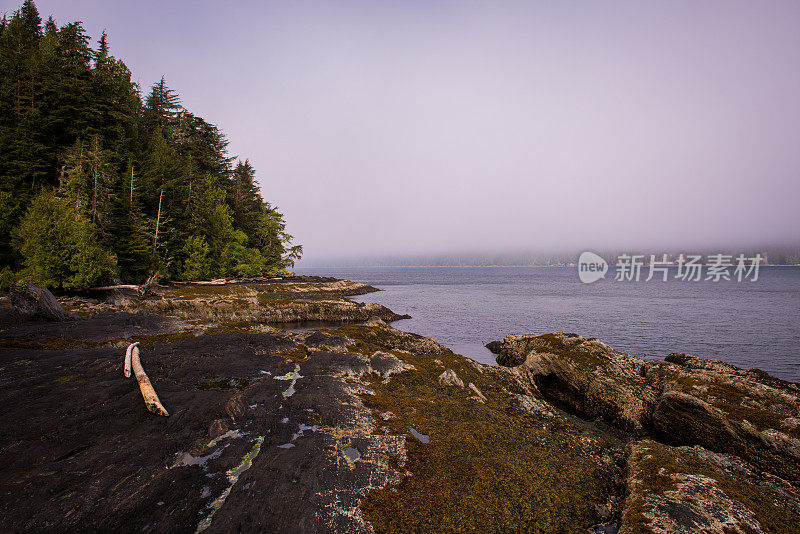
[578,251,608,283]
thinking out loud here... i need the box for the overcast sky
[17,0,800,264]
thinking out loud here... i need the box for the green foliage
[12,189,116,289]
[0,266,17,292]
[0,1,301,288]
[179,235,210,280]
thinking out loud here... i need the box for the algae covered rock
[340,322,624,533]
[649,357,800,482]
[493,333,540,366]
[498,332,657,432]
[620,440,800,534]
[370,351,415,379]
[496,331,800,483]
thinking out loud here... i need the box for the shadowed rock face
[496,333,656,432]
[9,279,75,322]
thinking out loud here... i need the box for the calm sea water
[296,267,800,382]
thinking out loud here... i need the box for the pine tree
[230,160,263,238]
[142,77,182,141]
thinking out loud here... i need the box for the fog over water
[27,0,800,264]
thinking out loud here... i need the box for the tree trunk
[153,188,163,255]
[92,163,97,223]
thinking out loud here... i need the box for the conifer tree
[0,1,302,288]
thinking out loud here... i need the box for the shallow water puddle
[172,447,224,469]
[409,427,430,443]
[171,430,247,470]
[291,424,319,441]
[196,436,264,533]
[274,364,303,398]
[343,446,361,465]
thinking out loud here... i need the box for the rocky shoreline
[0,278,798,533]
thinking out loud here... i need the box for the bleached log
[194,278,229,285]
[128,345,169,417]
[92,284,140,291]
[124,342,139,378]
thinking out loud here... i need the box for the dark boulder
[9,279,74,322]
[484,340,503,354]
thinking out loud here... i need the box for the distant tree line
[0,0,301,290]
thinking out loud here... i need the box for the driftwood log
[124,343,169,416]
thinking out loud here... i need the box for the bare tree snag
[153,188,163,255]
[124,344,169,416]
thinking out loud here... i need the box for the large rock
[497,332,657,432]
[9,279,74,322]
[650,355,800,482]
[494,332,800,481]
[484,340,503,355]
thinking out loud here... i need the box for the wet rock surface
[1,281,798,533]
[0,324,405,532]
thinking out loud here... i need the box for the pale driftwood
[124,342,139,378]
[93,284,140,291]
[125,345,169,416]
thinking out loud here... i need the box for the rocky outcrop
[484,340,503,355]
[620,440,800,533]
[62,280,409,326]
[0,324,412,533]
[494,332,800,482]
[0,301,626,533]
[495,332,656,432]
[9,279,75,322]
[437,368,464,387]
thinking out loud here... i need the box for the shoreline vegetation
[0,1,301,294]
[1,276,798,533]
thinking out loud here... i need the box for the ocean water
[296,266,800,382]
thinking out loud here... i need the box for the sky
[11,0,800,265]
